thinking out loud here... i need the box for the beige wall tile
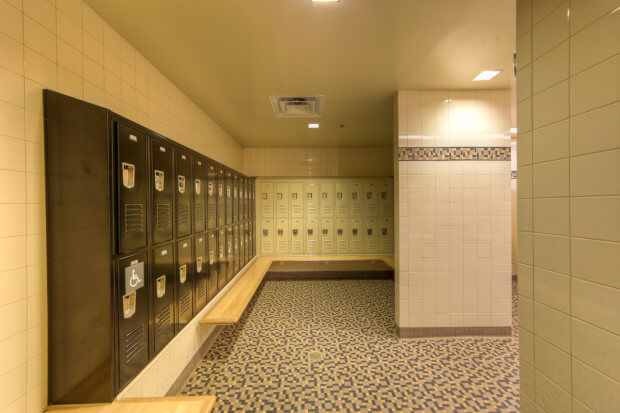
[0,67,24,107]
[517,165,532,198]
[0,204,26,237]
[572,358,620,413]
[517,98,532,133]
[569,0,619,34]
[24,48,56,89]
[572,318,620,382]
[0,299,27,341]
[520,358,536,398]
[532,158,568,197]
[517,131,533,166]
[533,233,570,274]
[0,100,25,139]
[570,150,620,196]
[518,264,534,298]
[572,278,620,335]
[0,267,27,307]
[0,331,27,376]
[519,295,535,331]
[23,0,56,33]
[535,370,572,412]
[532,80,568,129]
[0,362,27,411]
[518,231,533,265]
[57,11,83,52]
[570,238,619,288]
[533,267,570,312]
[517,0,533,37]
[24,17,57,63]
[570,53,620,116]
[532,0,565,24]
[0,0,24,42]
[570,9,620,74]
[517,64,532,102]
[570,196,620,242]
[532,2,569,59]
[0,135,25,171]
[57,39,82,76]
[532,40,568,93]
[532,119,568,163]
[534,301,571,353]
[517,31,532,68]
[570,101,620,156]
[0,169,26,203]
[57,0,83,25]
[0,32,24,75]
[534,336,571,391]
[520,328,535,363]
[533,197,568,235]
[517,198,533,231]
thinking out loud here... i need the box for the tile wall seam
[569,5,620,37]
[529,3,536,405]
[567,2,574,406]
[568,50,620,78]
[532,0,568,27]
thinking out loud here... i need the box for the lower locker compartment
[176,238,194,332]
[194,234,208,314]
[207,231,218,301]
[151,244,175,356]
[217,229,227,290]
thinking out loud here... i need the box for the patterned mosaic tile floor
[180,280,519,412]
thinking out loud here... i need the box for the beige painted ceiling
[85,0,515,147]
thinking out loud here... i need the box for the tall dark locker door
[226,226,234,282]
[207,231,218,301]
[225,170,233,225]
[116,252,149,391]
[175,149,192,237]
[151,244,174,355]
[217,229,227,290]
[232,174,239,223]
[243,178,249,221]
[250,180,255,219]
[150,139,173,244]
[194,233,207,314]
[206,163,217,229]
[244,222,250,265]
[233,224,240,275]
[216,167,226,227]
[116,123,147,254]
[239,223,245,268]
[251,219,256,257]
[193,156,206,233]
[175,238,194,331]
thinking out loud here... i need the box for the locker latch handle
[196,256,203,273]
[209,251,214,265]
[382,228,388,235]
[122,163,135,189]
[381,192,387,199]
[122,291,136,319]
[338,229,343,235]
[308,229,313,236]
[323,229,328,236]
[179,265,187,283]
[195,179,201,195]
[178,175,186,193]
[156,275,166,298]
[367,192,372,199]
[154,170,165,191]
[352,229,358,235]
[292,229,298,236]
[278,229,283,236]
[367,228,373,235]
[263,229,268,236]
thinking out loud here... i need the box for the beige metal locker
[378,180,394,217]
[379,217,394,253]
[305,218,320,254]
[290,182,304,218]
[276,218,290,254]
[290,218,305,254]
[364,217,379,253]
[319,182,335,217]
[349,218,363,253]
[335,218,348,254]
[335,182,348,218]
[364,181,379,217]
[320,218,335,253]
[304,182,319,218]
[275,182,289,218]
[349,181,363,217]
[260,218,275,254]
[260,182,274,218]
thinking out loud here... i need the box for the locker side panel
[151,244,175,355]
[290,218,305,254]
[335,218,349,254]
[304,183,319,218]
[349,218,364,253]
[364,217,379,253]
[207,163,217,229]
[379,217,394,253]
[275,182,290,218]
[193,234,208,313]
[379,180,394,217]
[349,181,363,217]
[276,218,290,254]
[150,138,174,244]
[116,123,148,253]
[335,182,348,218]
[175,238,194,331]
[290,182,304,218]
[320,182,335,217]
[320,218,335,253]
[175,150,192,237]
[305,219,320,254]
[260,218,275,254]
[260,182,275,218]
[364,181,379,217]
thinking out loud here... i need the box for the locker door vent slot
[196,279,206,302]
[195,204,205,223]
[178,204,190,226]
[155,203,171,229]
[179,292,191,318]
[155,305,172,336]
[124,324,145,363]
[124,204,144,234]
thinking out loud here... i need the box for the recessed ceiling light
[510,128,518,134]
[444,99,453,103]
[311,0,340,2]
[473,70,502,81]
[308,123,320,129]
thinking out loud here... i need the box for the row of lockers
[259,180,394,219]
[116,121,256,255]
[260,217,394,255]
[117,222,255,389]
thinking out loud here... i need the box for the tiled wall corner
[517,0,620,411]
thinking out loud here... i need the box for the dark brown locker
[217,167,226,227]
[244,222,250,265]
[207,163,217,229]
[207,231,218,301]
[249,179,255,220]
[232,174,239,223]
[194,233,208,314]
[217,228,227,290]
[243,178,249,221]
[225,170,233,225]
[175,149,192,237]
[151,244,174,355]
[116,123,147,253]
[239,222,245,268]
[226,225,234,282]
[150,138,173,245]
[175,238,194,331]
[116,252,149,391]
[233,224,240,275]
[193,156,206,233]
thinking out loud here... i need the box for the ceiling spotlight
[311,0,340,2]
[308,123,320,129]
[473,70,502,81]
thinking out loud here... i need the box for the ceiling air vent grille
[269,96,325,117]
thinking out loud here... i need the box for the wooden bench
[45,396,216,412]
[199,255,394,325]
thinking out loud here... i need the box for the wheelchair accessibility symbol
[124,262,145,294]
[129,269,141,288]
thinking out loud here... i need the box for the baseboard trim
[165,325,224,396]
[397,326,512,338]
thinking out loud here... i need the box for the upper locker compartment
[364,181,378,217]
[150,138,174,245]
[193,156,206,233]
[175,149,192,237]
[349,181,363,218]
[335,182,348,218]
[304,182,319,218]
[232,174,239,223]
[320,182,335,217]
[276,182,289,218]
[261,182,274,218]
[206,163,217,229]
[225,170,233,225]
[116,122,148,254]
[216,167,226,227]
[379,180,393,217]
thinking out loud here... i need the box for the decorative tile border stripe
[397,326,512,338]
[398,146,511,161]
